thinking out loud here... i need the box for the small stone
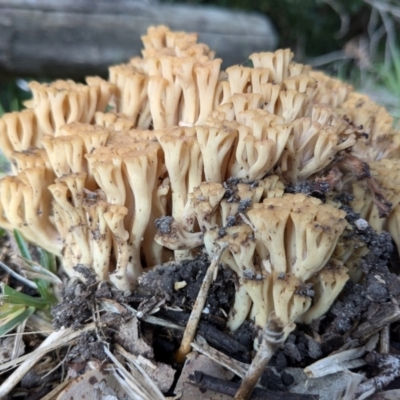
[355,218,368,230]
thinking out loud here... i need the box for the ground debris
[139,255,235,319]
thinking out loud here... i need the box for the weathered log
[0,0,278,78]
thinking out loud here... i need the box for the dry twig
[176,243,228,362]
[234,313,284,400]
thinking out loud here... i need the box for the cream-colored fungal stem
[249,49,294,84]
[298,260,349,324]
[0,110,39,160]
[41,135,84,178]
[104,204,132,290]
[271,272,312,337]
[141,25,170,49]
[147,56,183,127]
[247,203,290,274]
[10,149,52,176]
[0,169,61,254]
[123,147,159,281]
[108,65,149,126]
[60,123,110,189]
[248,194,347,280]
[195,59,222,125]
[61,123,109,154]
[148,76,168,130]
[283,74,316,96]
[155,217,204,251]
[227,283,252,331]
[219,181,264,227]
[195,125,237,182]
[279,118,354,182]
[213,79,231,109]
[226,65,252,95]
[84,199,112,281]
[156,134,192,225]
[94,112,136,131]
[288,205,347,280]
[238,109,285,138]
[250,67,272,94]
[208,102,236,124]
[226,123,250,177]
[85,76,116,112]
[310,71,352,108]
[18,168,60,247]
[0,177,53,252]
[220,225,271,328]
[277,89,307,122]
[189,182,225,231]
[230,93,262,119]
[288,62,311,77]
[143,178,171,267]
[259,83,281,114]
[30,80,90,136]
[48,174,91,276]
[174,57,198,125]
[91,156,126,206]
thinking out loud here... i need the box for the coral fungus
[0,25,399,337]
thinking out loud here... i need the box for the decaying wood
[352,303,400,341]
[189,371,318,400]
[0,0,277,78]
[355,353,400,399]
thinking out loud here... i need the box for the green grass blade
[13,230,32,261]
[33,279,57,305]
[1,283,48,309]
[39,249,57,274]
[0,306,35,337]
[0,303,24,319]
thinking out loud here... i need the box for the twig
[234,314,284,400]
[191,335,249,378]
[304,347,366,378]
[380,325,390,353]
[175,243,228,362]
[355,353,400,399]
[11,318,27,360]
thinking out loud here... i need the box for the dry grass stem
[104,345,165,400]
[0,328,68,398]
[176,243,228,362]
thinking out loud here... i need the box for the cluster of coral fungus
[1,25,400,336]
